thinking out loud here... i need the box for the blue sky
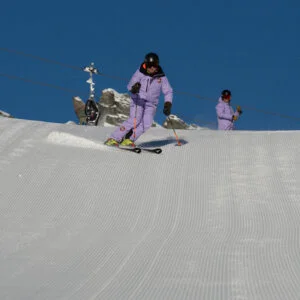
[1,0,299,130]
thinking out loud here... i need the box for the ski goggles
[223,94,231,100]
[146,62,159,68]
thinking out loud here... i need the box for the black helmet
[144,52,159,67]
[221,89,231,98]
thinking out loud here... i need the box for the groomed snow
[0,117,299,300]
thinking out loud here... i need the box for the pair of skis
[118,146,162,154]
[105,144,162,154]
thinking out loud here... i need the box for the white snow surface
[0,117,300,300]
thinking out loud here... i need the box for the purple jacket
[216,97,240,130]
[127,64,173,105]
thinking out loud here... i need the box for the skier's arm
[127,70,141,92]
[161,76,173,103]
[216,103,235,121]
[236,106,242,116]
[232,107,242,120]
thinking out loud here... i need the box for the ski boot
[104,138,119,147]
[120,139,136,148]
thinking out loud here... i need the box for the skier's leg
[130,101,157,141]
[110,97,145,142]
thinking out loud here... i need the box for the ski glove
[163,102,172,116]
[130,82,141,94]
[232,115,238,121]
[236,106,243,115]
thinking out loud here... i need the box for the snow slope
[0,117,300,300]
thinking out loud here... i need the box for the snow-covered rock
[0,110,13,118]
[73,88,161,128]
[163,114,208,130]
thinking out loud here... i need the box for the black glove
[236,105,243,115]
[163,102,172,116]
[130,82,141,94]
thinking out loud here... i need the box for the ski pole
[168,117,181,146]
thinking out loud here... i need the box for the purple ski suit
[110,64,173,141]
[216,97,240,130]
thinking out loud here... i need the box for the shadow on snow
[138,138,188,148]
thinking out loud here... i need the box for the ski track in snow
[1,118,300,300]
[47,131,107,151]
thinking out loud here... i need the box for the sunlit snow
[0,117,299,300]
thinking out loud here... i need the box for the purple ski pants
[110,97,157,142]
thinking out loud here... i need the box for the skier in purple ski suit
[105,53,173,147]
[216,90,242,130]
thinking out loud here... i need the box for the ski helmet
[221,89,231,98]
[144,52,159,67]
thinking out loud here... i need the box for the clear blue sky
[1,0,299,130]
